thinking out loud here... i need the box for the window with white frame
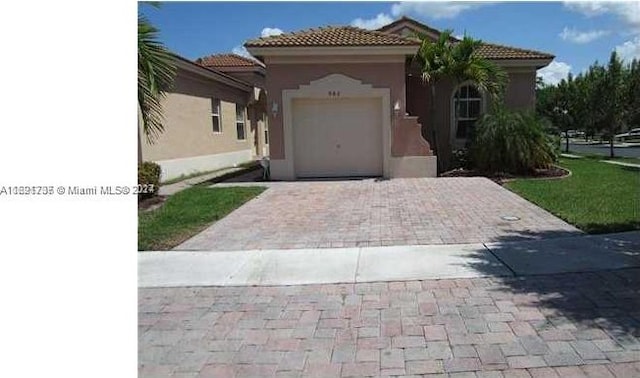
[236,104,246,140]
[453,85,483,139]
[211,99,221,133]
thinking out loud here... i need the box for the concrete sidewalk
[159,167,244,196]
[601,160,640,168]
[158,164,262,196]
[139,231,640,287]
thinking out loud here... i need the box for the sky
[140,1,640,85]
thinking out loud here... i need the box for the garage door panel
[292,98,382,178]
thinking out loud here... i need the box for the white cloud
[350,2,487,32]
[232,45,257,60]
[351,13,394,30]
[559,27,610,43]
[261,27,283,38]
[390,1,487,20]
[563,1,610,17]
[565,2,640,63]
[564,2,640,32]
[616,36,640,61]
[537,60,572,85]
[233,27,283,61]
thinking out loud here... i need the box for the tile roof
[243,18,552,61]
[474,43,554,60]
[172,54,253,90]
[378,17,553,61]
[195,53,264,68]
[244,26,421,48]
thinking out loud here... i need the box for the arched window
[452,84,483,140]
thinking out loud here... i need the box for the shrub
[471,105,556,174]
[138,161,161,199]
[548,133,561,161]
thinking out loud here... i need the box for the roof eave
[490,57,554,69]
[204,65,266,75]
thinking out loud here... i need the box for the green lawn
[505,158,640,234]
[138,186,266,251]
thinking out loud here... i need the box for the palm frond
[416,29,508,98]
[138,15,176,144]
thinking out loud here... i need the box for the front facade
[139,55,269,181]
[380,17,553,169]
[246,27,434,180]
[245,17,553,179]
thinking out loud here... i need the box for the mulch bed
[440,166,570,185]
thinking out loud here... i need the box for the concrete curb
[138,243,511,287]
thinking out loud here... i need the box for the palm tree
[138,9,176,153]
[415,31,507,172]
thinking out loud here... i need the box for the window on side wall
[211,99,221,133]
[236,104,246,140]
[453,85,483,139]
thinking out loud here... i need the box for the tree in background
[535,53,640,156]
[584,63,607,141]
[535,78,556,122]
[626,58,640,131]
[555,74,575,153]
[601,51,626,157]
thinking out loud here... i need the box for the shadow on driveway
[463,229,640,346]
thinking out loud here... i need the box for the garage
[292,97,383,178]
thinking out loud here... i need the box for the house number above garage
[328,91,341,97]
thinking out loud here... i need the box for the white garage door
[292,97,383,178]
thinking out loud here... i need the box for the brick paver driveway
[176,177,579,251]
[139,269,640,377]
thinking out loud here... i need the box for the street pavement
[139,268,640,377]
[567,143,640,159]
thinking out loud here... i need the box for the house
[139,54,268,182]
[244,16,554,179]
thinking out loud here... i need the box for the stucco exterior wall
[265,60,407,160]
[140,68,262,162]
[503,70,537,109]
[405,67,538,171]
[139,67,268,180]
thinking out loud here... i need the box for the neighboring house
[196,53,270,157]
[139,54,268,182]
[244,16,553,179]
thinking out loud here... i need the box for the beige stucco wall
[140,68,265,162]
[265,59,407,160]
